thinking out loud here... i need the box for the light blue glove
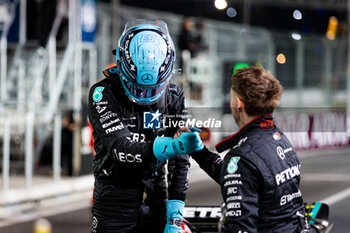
[164,200,185,233]
[153,128,204,161]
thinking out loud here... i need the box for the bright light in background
[326,16,338,40]
[291,32,302,40]
[293,9,302,20]
[276,53,286,64]
[214,0,227,10]
[34,218,52,233]
[227,7,237,18]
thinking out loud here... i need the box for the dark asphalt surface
[1,148,350,233]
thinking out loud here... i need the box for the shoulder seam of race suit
[215,114,273,153]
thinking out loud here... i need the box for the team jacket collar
[215,115,274,153]
[103,63,119,78]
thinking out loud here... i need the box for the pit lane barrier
[0,174,94,219]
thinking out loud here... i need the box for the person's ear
[236,97,243,111]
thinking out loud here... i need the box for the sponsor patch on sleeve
[92,87,105,102]
[273,131,281,141]
[227,157,240,174]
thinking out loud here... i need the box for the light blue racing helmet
[116,19,176,105]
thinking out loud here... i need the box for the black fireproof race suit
[192,115,306,233]
[88,65,190,233]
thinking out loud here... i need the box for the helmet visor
[120,75,170,104]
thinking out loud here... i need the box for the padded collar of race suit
[215,115,274,153]
[102,63,119,78]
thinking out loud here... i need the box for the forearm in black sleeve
[167,154,190,201]
[191,146,222,184]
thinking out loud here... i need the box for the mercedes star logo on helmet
[142,74,153,83]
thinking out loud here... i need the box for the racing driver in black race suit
[181,67,308,233]
[88,19,203,233]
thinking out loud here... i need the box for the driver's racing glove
[153,129,203,161]
[164,200,185,233]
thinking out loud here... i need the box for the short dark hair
[231,67,283,116]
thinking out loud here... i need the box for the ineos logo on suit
[114,151,143,163]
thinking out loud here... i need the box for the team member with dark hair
[185,67,307,232]
[88,19,203,233]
